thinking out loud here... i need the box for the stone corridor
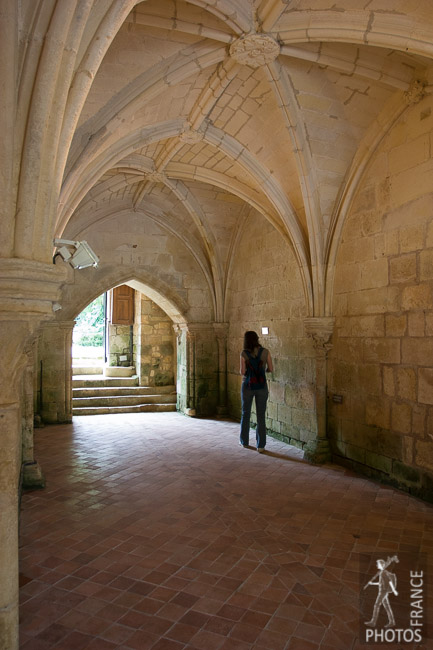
[19,414,433,650]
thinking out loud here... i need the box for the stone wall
[175,325,218,417]
[37,322,74,424]
[176,327,188,414]
[193,325,219,416]
[57,210,217,411]
[134,293,175,386]
[107,323,132,366]
[61,211,214,326]
[329,95,433,501]
[226,212,315,447]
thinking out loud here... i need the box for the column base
[303,438,331,464]
[22,461,45,489]
[185,408,196,417]
[34,415,44,428]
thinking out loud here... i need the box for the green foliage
[77,331,103,346]
[74,294,104,347]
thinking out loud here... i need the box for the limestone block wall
[193,325,219,416]
[226,213,315,447]
[37,322,74,424]
[329,95,433,500]
[107,324,132,366]
[62,211,213,325]
[176,328,188,414]
[175,325,218,417]
[53,210,217,418]
[134,293,175,386]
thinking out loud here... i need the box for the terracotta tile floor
[19,413,433,650]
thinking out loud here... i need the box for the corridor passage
[19,414,432,650]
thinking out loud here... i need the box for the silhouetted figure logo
[364,555,399,628]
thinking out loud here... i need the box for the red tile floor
[20,413,433,650]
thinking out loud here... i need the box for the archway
[72,285,179,417]
[34,274,204,424]
[72,292,106,373]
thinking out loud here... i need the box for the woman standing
[240,331,273,452]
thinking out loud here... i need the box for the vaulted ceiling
[56,0,433,317]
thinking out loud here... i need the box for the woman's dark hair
[243,330,259,351]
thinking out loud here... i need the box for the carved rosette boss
[180,127,204,145]
[146,171,166,184]
[404,80,426,106]
[229,34,280,68]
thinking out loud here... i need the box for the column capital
[304,317,335,355]
[40,319,76,331]
[183,322,215,337]
[0,258,69,323]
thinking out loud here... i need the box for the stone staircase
[72,368,177,415]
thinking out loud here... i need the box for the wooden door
[110,285,134,325]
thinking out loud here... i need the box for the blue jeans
[240,382,268,448]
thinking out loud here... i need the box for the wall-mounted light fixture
[53,238,99,270]
[261,326,269,335]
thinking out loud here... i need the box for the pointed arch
[274,11,433,59]
[324,92,414,315]
[66,203,217,321]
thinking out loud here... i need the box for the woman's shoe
[257,448,265,453]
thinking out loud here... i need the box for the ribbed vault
[16,0,433,317]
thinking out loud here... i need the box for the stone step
[72,366,104,375]
[73,385,176,398]
[104,366,135,377]
[73,394,177,407]
[72,403,177,416]
[72,375,139,388]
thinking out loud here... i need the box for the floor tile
[19,412,433,650]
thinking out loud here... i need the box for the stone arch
[59,118,313,316]
[272,10,433,59]
[37,265,211,425]
[324,88,430,315]
[184,0,250,34]
[59,267,190,325]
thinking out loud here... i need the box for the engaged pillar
[0,321,35,650]
[0,257,67,650]
[38,320,75,423]
[21,339,45,488]
[303,317,334,464]
[186,328,197,416]
[213,323,229,415]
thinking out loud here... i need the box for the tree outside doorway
[72,294,105,368]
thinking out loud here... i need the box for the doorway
[72,293,106,372]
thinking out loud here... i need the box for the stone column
[0,258,68,650]
[0,322,28,650]
[186,328,197,416]
[187,323,219,416]
[173,324,184,412]
[303,317,335,463]
[21,340,45,489]
[39,320,75,424]
[213,322,229,416]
